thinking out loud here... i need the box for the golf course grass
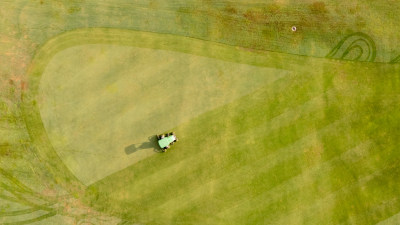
[20,28,400,224]
[39,43,287,184]
[2,1,400,224]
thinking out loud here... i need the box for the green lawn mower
[157,132,178,152]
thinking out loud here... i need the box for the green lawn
[2,1,400,224]
[22,29,400,224]
[39,43,286,184]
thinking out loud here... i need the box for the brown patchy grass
[309,1,328,15]
[243,9,266,23]
[223,5,238,15]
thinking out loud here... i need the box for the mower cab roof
[158,134,176,149]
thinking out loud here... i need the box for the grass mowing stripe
[1,210,57,225]
[105,115,348,221]
[25,27,400,224]
[225,141,398,224]
[273,162,400,225]
[161,96,400,224]
[376,211,400,225]
[357,197,400,225]
[0,208,41,217]
[216,141,372,218]
[85,70,343,220]
[31,28,331,77]
[51,53,287,183]
[0,183,50,206]
[153,117,366,222]
[93,93,338,203]
[0,169,54,203]
[89,67,332,189]
[224,143,379,225]
[93,88,333,203]
[86,108,338,220]
[226,154,394,225]
[272,170,382,225]
[25,28,312,189]
[228,107,400,225]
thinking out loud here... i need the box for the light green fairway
[20,29,400,225]
[39,43,287,185]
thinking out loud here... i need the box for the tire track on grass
[326,32,376,62]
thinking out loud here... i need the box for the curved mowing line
[326,32,376,62]
[342,44,364,61]
[0,169,53,203]
[1,183,55,209]
[22,28,330,188]
[0,208,41,217]
[2,211,57,225]
[341,39,369,59]
[0,168,34,193]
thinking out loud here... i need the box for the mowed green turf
[24,29,400,224]
[39,44,287,184]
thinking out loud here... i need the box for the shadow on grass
[125,135,163,154]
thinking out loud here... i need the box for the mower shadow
[124,135,162,155]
